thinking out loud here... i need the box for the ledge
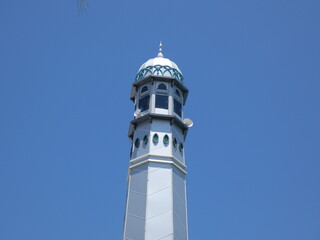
[128,113,189,142]
[128,153,187,177]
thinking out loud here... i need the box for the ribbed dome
[135,48,184,83]
[138,56,182,74]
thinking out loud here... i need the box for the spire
[157,41,164,58]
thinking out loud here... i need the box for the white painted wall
[123,163,188,240]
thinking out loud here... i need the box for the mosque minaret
[123,43,192,240]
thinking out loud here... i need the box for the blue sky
[1,0,320,239]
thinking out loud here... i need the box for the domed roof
[135,43,184,83]
[138,55,182,74]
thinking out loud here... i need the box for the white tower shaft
[124,160,188,240]
[123,48,190,240]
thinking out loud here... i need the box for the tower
[123,43,192,240]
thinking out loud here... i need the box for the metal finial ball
[157,41,164,57]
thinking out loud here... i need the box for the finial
[157,41,164,57]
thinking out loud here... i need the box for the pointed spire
[157,41,164,58]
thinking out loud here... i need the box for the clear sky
[1,0,320,239]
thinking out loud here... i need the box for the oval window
[143,135,148,145]
[135,138,140,148]
[179,143,184,152]
[153,133,159,143]
[163,134,169,145]
[173,138,177,148]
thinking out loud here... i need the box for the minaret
[123,43,192,240]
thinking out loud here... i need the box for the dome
[138,56,182,73]
[135,44,184,83]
